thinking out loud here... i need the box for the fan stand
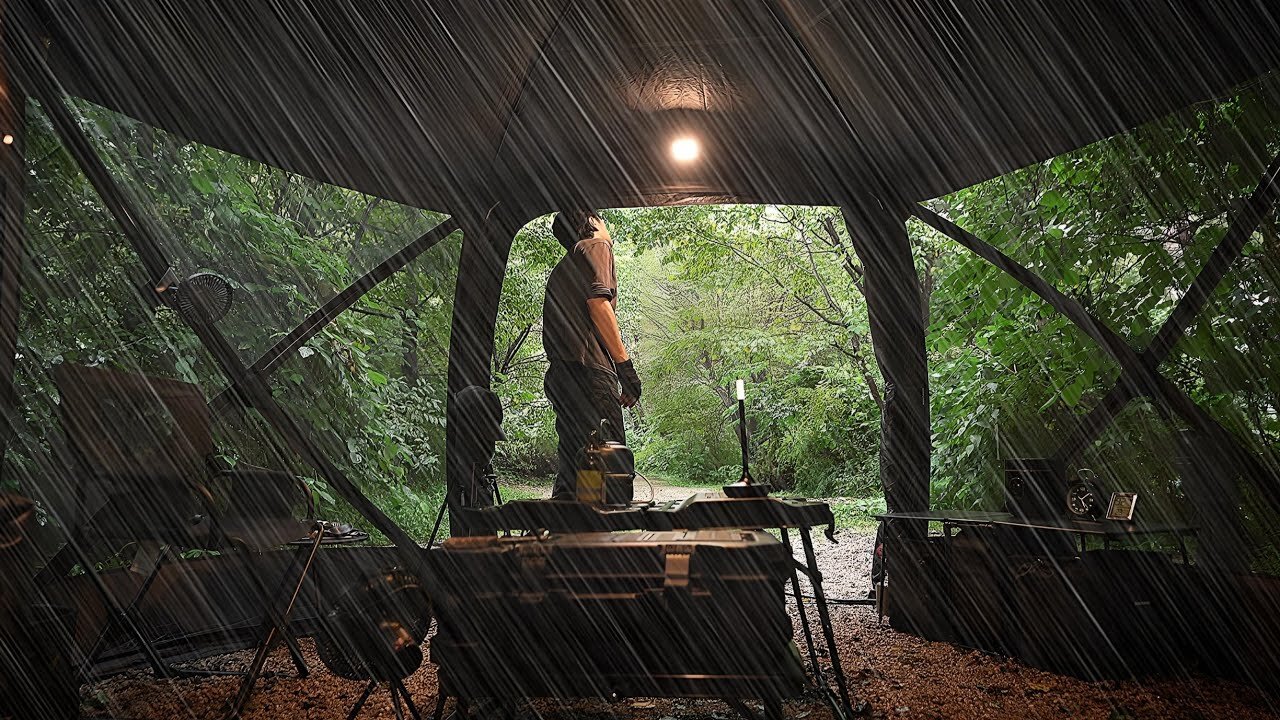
[346,677,423,720]
[723,387,771,498]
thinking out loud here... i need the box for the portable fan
[315,568,432,720]
[172,272,234,323]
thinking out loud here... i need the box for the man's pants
[545,360,624,500]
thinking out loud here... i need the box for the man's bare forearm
[586,297,629,363]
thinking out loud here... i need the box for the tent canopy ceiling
[36,0,1280,215]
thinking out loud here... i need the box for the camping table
[988,518,1198,564]
[874,511,1198,625]
[455,493,857,720]
[227,523,374,719]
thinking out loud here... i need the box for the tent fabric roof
[36,0,1280,215]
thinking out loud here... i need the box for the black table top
[459,492,836,535]
[989,518,1197,536]
[875,510,1014,523]
[874,510,1196,537]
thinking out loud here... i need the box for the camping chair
[43,363,323,694]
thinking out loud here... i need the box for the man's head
[552,209,602,251]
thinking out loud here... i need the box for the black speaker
[1003,458,1063,521]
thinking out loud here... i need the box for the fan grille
[176,272,233,323]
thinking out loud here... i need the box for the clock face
[1066,481,1101,518]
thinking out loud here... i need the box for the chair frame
[38,363,323,716]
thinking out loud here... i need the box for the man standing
[542,209,642,500]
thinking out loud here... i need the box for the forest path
[500,474,719,504]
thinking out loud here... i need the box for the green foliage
[7,99,458,540]
[925,74,1280,518]
[606,206,886,496]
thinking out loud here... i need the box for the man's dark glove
[616,359,642,401]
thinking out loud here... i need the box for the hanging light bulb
[670,136,700,163]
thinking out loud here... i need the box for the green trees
[607,205,886,494]
[925,78,1280,513]
[9,99,459,538]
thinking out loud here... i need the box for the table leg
[781,528,825,686]
[391,682,410,720]
[346,680,378,720]
[799,527,854,719]
[878,524,888,625]
[78,543,173,680]
[222,528,324,719]
[397,680,425,720]
[236,539,311,678]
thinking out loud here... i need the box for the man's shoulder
[573,236,614,254]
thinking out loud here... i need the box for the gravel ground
[502,479,707,504]
[82,527,1278,720]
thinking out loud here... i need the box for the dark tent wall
[36,0,1280,212]
[6,1,1280,696]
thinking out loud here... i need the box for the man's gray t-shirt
[542,236,617,371]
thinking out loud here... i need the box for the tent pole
[208,217,461,414]
[766,0,930,534]
[444,209,522,536]
[912,204,1280,519]
[1052,151,1280,462]
[249,218,460,377]
[841,199,930,540]
[0,9,26,465]
[913,206,1145,366]
[8,10,427,573]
